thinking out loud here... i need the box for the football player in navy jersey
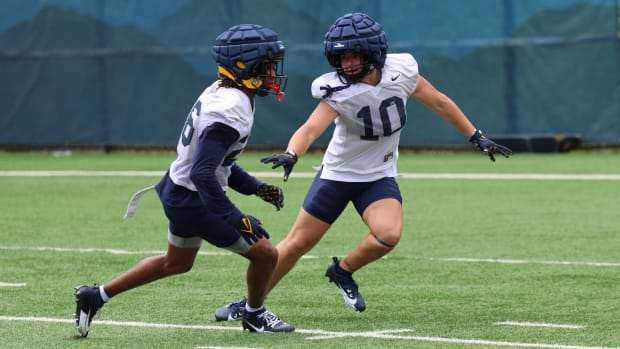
[215,13,511,319]
[74,24,295,337]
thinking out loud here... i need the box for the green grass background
[1,151,619,348]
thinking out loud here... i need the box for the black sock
[335,261,352,276]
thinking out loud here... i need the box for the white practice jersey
[169,80,254,191]
[311,53,419,182]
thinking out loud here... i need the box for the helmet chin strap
[337,63,375,83]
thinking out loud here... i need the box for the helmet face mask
[332,53,376,83]
[212,24,287,99]
[324,13,388,83]
[254,58,287,98]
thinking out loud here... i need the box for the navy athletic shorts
[302,169,402,225]
[155,173,241,249]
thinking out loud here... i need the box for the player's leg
[237,238,294,332]
[240,238,278,309]
[325,177,403,312]
[102,237,201,298]
[75,232,200,337]
[205,214,293,332]
[75,196,207,337]
[215,210,330,322]
[268,208,331,291]
[340,197,402,272]
[342,176,403,272]
[213,230,280,323]
[215,173,350,322]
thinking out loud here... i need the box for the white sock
[245,304,263,313]
[99,285,110,303]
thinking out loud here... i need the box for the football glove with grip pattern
[469,129,513,162]
[260,150,298,181]
[256,184,284,210]
[236,215,270,245]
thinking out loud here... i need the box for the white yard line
[0,170,166,176]
[1,170,620,180]
[0,245,230,256]
[3,246,619,268]
[0,282,27,287]
[496,321,585,329]
[431,257,620,267]
[195,347,262,349]
[195,346,262,349]
[398,173,620,180]
[0,316,616,349]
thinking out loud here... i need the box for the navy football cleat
[74,285,105,337]
[325,256,366,312]
[242,307,295,333]
[214,297,246,322]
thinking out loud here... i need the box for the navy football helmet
[212,24,287,99]
[324,13,388,83]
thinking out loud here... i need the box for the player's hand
[469,129,513,162]
[235,215,270,245]
[256,184,284,211]
[260,150,298,181]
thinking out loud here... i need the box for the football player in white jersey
[74,24,295,337]
[215,13,511,318]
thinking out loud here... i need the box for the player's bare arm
[411,75,476,137]
[287,100,338,156]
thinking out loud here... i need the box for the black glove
[256,184,284,211]
[469,129,513,162]
[235,215,270,245]
[260,150,298,181]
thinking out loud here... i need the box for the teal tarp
[1,0,618,147]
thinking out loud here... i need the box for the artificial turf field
[1,150,619,349]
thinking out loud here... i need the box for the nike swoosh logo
[390,74,400,81]
[246,322,265,332]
